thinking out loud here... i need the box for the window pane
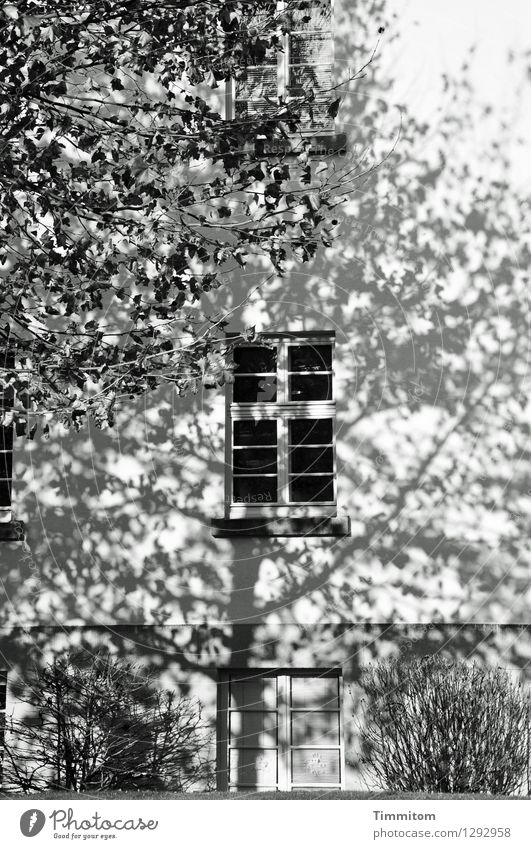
[291,711,340,747]
[288,345,332,372]
[290,32,333,65]
[292,1,332,30]
[234,375,277,403]
[236,100,279,119]
[236,65,278,102]
[289,475,333,503]
[0,478,12,508]
[233,448,277,475]
[230,675,278,710]
[290,419,333,445]
[230,712,278,748]
[291,749,340,785]
[290,374,332,401]
[233,346,277,374]
[299,101,334,132]
[291,676,339,709]
[290,447,333,474]
[288,65,333,99]
[234,476,278,504]
[0,450,12,480]
[0,427,13,451]
[242,0,278,31]
[230,748,278,786]
[234,420,277,446]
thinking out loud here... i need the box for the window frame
[217,668,345,792]
[224,0,336,136]
[225,331,337,519]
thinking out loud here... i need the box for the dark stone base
[211,516,350,538]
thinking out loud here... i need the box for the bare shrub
[3,652,213,793]
[358,655,531,795]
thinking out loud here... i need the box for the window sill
[0,521,25,542]
[211,515,350,538]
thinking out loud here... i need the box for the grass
[0,791,527,801]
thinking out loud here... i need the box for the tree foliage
[0,0,374,431]
[2,652,213,792]
[358,655,531,794]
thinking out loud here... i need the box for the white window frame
[225,332,337,519]
[224,0,335,135]
[217,668,345,792]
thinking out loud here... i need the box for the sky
[384,0,531,187]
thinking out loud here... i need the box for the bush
[358,655,531,795]
[3,652,213,793]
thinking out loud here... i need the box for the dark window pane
[0,427,13,451]
[0,478,12,508]
[234,376,277,403]
[234,346,277,374]
[0,387,14,406]
[290,419,333,445]
[288,345,332,372]
[0,451,12,479]
[234,476,277,504]
[290,446,333,474]
[233,448,277,475]
[289,475,334,503]
[234,420,277,446]
[290,374,331,401]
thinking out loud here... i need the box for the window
[225,0,335,135]
[226,332,336,519]
[217,669,344,791]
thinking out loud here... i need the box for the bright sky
[384,0,531,187]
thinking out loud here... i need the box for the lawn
[0,791,527,800]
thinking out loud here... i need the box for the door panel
[291,710,340,747]
[229,748,278,786]
[291,749,341,785]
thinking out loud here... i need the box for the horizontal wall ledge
[0,521,25,542]
[211,516,351,538]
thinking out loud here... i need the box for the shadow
[1,0,531,790]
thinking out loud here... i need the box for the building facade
[1,0,530,793]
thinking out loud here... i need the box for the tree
[2,652,213,792]
[357,655,531,794]
[0,0,378,432]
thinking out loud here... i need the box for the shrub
[358,655,531,795]
[3,652,213,793]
